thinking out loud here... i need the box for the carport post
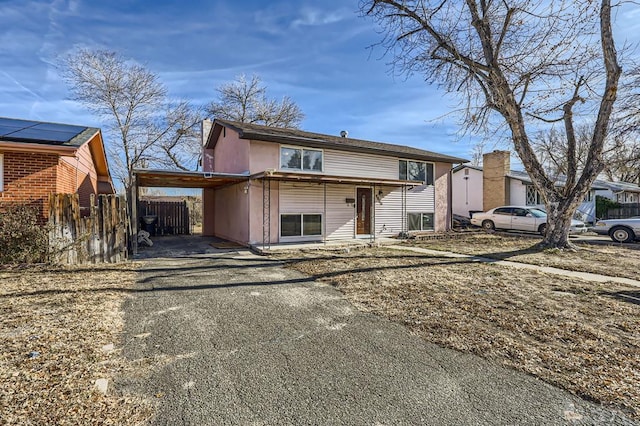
[323,182,327,245]
[131,174,138,256]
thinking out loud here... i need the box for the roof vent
[340,130,348,138]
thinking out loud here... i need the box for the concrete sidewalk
[119,238,637,425]
[389,245,640,288]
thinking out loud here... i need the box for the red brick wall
[0,151,58,221]
[1,149,107,221]
[57,159,97,216]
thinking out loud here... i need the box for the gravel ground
[0,264,153,425]
[276,246,640,420]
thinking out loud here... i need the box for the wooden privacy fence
[138,200,190,235]
[48,193,128,264]
[605,204,640,219]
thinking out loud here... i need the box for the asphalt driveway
[119,236,637,425]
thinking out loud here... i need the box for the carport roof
[134,169,249,188]
[250,170,422,186]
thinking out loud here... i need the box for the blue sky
[1,0,640,169]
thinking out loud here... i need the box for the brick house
[0,117,114,221]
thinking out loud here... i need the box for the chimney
[201,119,214,172]
[483,150,510,211]
[202,119,213,147]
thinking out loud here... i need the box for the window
[280,147,323,172]
[512,208,528,217]
[280,214,322,238]
[583,191,593,202]
[526,185,542,205]
[0,153,3,192]
[407,213,434,231]
[399,160,434,185]
[493,207,513,215]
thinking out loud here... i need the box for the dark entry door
[356,188,372,235]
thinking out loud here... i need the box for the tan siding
[325,185,355,240]
[279,182,355,240]
[406,185,435,212]
[374,187,403,237]
[323,149,398,179]
[279,182,325,214]
[278,182,437,240]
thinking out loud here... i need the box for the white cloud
[291,8,349,28]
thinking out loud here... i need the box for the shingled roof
[208,119,468,164]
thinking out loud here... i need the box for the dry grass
[412,233,640,280]
[276,247,640,419]
[0,264,153,425]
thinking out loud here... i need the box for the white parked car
[470,206,588,235]
[593,217,640,243]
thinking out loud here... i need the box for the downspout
[448,166,454,231]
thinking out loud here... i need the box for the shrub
[595,195,621,219]
[0,203,50,264]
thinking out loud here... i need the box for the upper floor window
[399,160,434,185]
[280,146,323,172]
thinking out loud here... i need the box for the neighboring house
[593,180,640,205]
[452,151,602,222]
[200,119,467,246]
[0,117,114,222]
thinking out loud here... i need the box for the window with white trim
[280,146,323,172]
[407,213,434,231]
[280,214,322,238]
[399,160,434,185]
[526,185,542,205]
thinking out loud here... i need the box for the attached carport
[131,169,249,254]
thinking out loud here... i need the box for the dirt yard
[276,245,640,420]
[0,264,153,425]
[412,233,640,280]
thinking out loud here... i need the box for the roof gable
[207,119,468,164]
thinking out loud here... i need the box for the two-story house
[201,119,466,247]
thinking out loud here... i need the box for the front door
[356,188,372,235]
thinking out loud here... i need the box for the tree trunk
[539,197,581,249]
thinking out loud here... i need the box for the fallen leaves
[0,264,153,425]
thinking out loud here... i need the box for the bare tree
[470,141,485,166]
[155,101,204,171]
[62,49,202,192]
[533,124,640,184]
[363,0,622,248]
[531,125,594,178]
[207,74,304,128]
[602,135,640,184]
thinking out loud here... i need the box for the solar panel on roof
[34,122,86,133]
[0,117,88,144]
[0,125,21,137]
[0,117,39,128]
[6,128,80,143]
